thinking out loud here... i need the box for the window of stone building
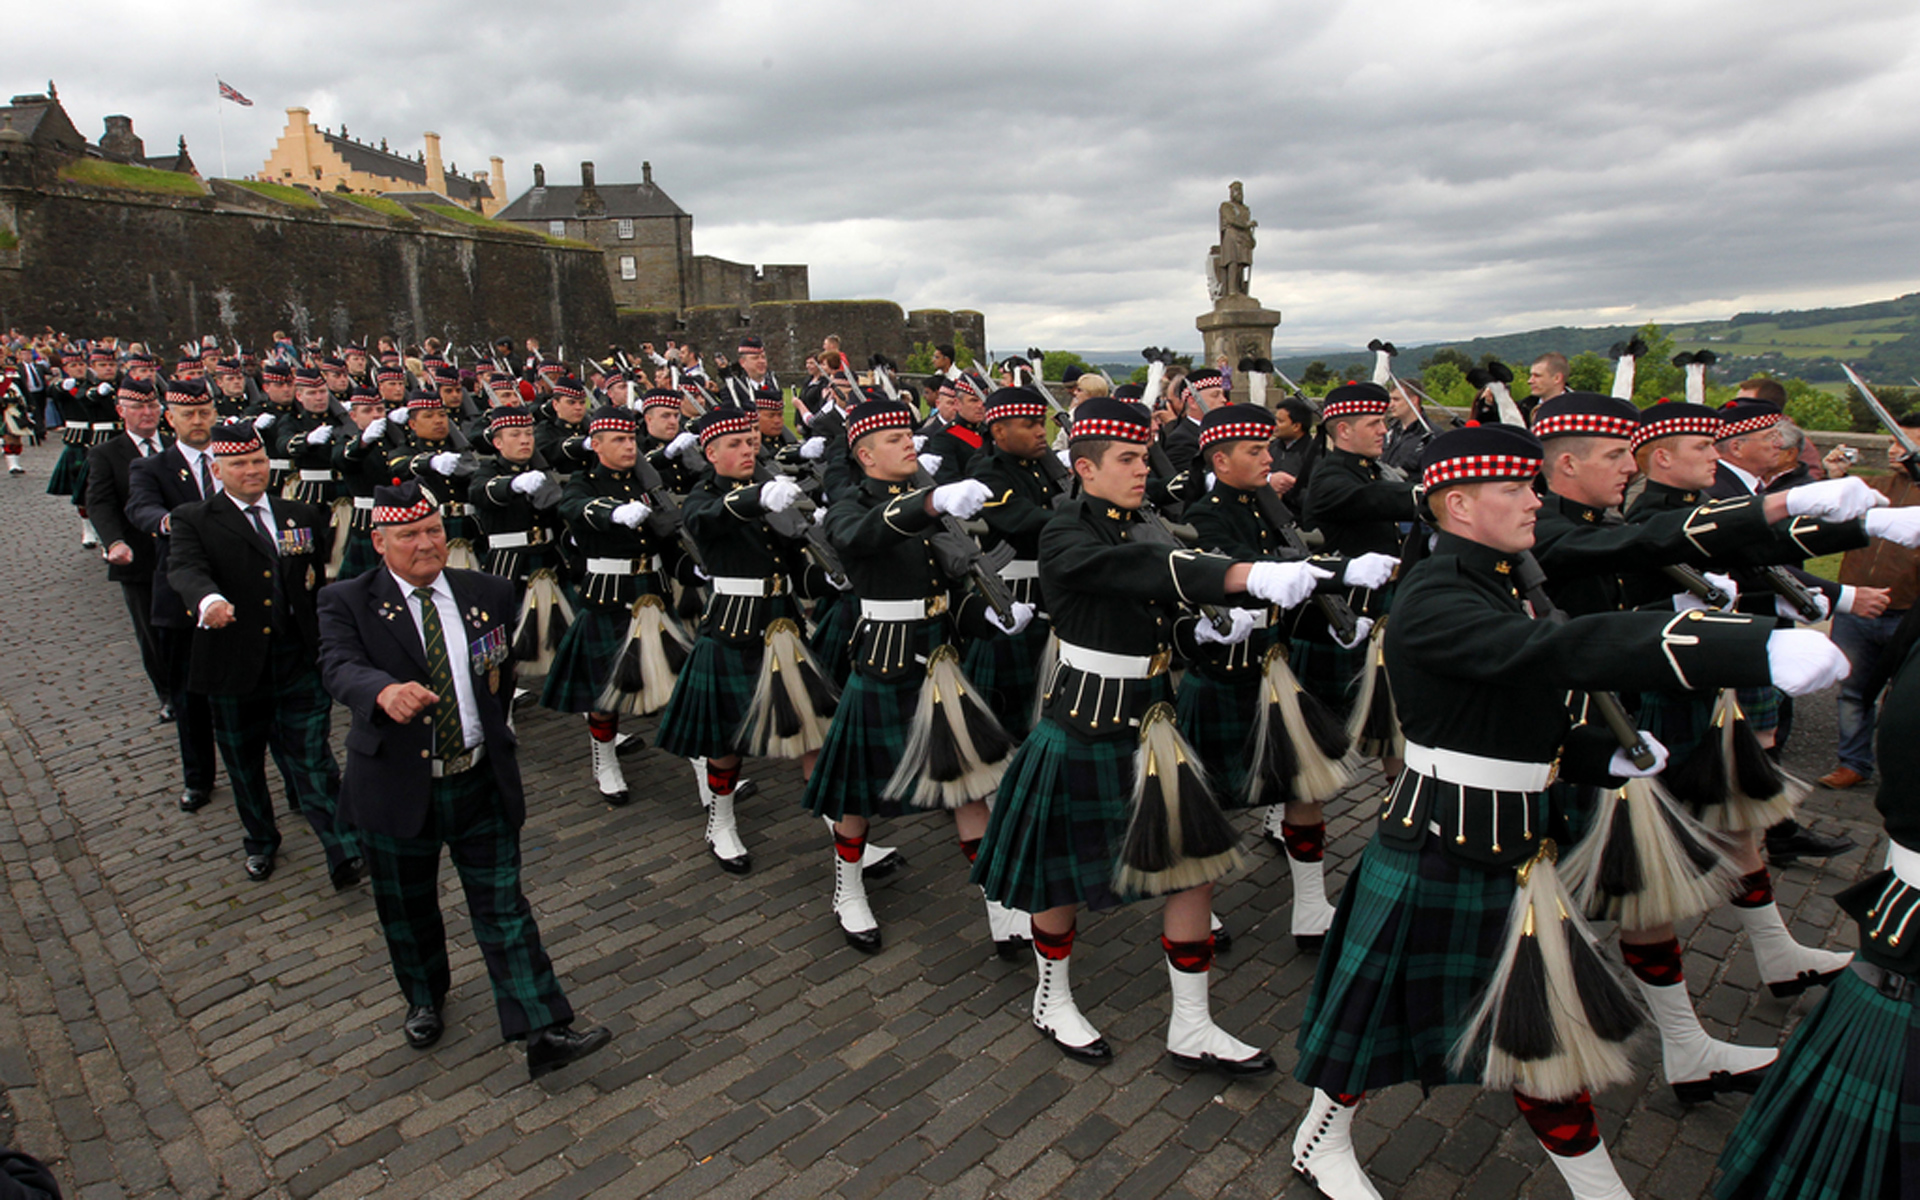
[619,256,637,280]
[549,220,567,237]
[617,219,635,240]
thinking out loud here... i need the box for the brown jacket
[1838,473,1920,610]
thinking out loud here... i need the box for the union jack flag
[217,80,253,107]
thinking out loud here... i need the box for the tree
[1420,362,1475,409]
[1300,360,1333,392]
[1421,347,1473,373]
[1040,350,1092,380]
[1628,323,1684,407]
[1567,351,1612,393]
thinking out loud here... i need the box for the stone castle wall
[614,303,986,377]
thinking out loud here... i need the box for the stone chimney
[284,107,314,179]
[642,161,653,190]
[532,162,545,189]
[99,115,144,161]
[576,161,605,218]
[423,131,445,197]
[487,155,505,214]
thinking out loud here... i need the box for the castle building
[259,108,501,214]
[494,160,808,313]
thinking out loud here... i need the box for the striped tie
[413,587,465,763]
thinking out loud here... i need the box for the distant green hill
[1272,292,1920,387]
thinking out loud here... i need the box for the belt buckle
[926,594,950,617]
[1148,647,1171,677]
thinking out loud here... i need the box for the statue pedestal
[1196,297,1282,405]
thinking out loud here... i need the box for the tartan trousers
[356,765,573,1041]
[204,638,354,869]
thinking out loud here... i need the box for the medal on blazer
[279,526,313,556]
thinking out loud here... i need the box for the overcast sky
[22,0,1920,354]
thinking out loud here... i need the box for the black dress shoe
[331,857,365,892]
[179,788,211,813]
[614,732,647,758]
[527,1023,612,1080]
[1213,924,1233,954]
[843,926,883,954]
[403,1003,443,1050]
[244,854,274,881]
[1042,1030,1113,1064]
[861,849,905,881]
[1170,1047,1278,1076]
[1766,826,1857,866]
[599,787,632,807]
[710,846,751,875]
[157,703,175,724]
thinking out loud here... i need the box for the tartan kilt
[800,618,945,821]
[48,443,85,500]
[1716,966,1914,1200]
[808,590,859,687]
[1736,684,1782,736]
[970,718,1142,914]
[1175,667,1260,807]
[1294,827,1519,1096]
[654,636,762,760]
[538,605,629,714]
[337,527,379,582]
[960,616,1052,736]
[1289,633,1369,720]
[1638,688,1711,765]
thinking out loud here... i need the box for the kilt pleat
[48,444,85,500]
[1289,634,1369,720]
[336,529,379,582]
[655,636,762,760]
[808,591,859,686]
[1716,966,1909,1200]
[971,719,1139,914]
[1175,669,1259,808]
[1294,828,1518,1097]
[961,617,1052,736]
[800,619,947,821]
[538,606,629,714]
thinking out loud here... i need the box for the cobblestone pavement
[0,440,1882,1200]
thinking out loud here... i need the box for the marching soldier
[209,359,251,419]
[272,367,342,505]
[332,389,392,582]
[86,377,171,715]
[316,482,612,1080]
[469,406,566,592]
[1288,424,1844,1200]
[970,397,1326,1072]
[534,377,593,482]
[539,405,681,805]
[252,366,318,493]
[386,391,480,568]
[165,421,361,887]
[49,345,120,547]
[919,375,988,485]
[800,397,1032,953]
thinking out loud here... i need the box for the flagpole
[214,75,228,179]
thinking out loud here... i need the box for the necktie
[412,587,465,762]
[248,504,278,556]
[137,438,153,458]
[197,454,214,498]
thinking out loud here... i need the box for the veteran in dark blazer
[166,421,359,886]
[125,380,222,813]
[317,482,611,1080]
[85,376,168,710]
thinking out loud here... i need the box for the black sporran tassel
[961,690,1013,766]
[1594,797,1644,906]
[1728,709,1784,801]
[677,583,704,621]
[1565,922,1643,1044]
[800,659,838,718]
[614,638,645,693]
[769,659,803,739]
[1492,917,1559,1063]
[925,685,966,783]
[1250,691,1301,806]
[1120,746,1178,876]
[1176,750,1239,861]
[1301,690,1352,761]
[1658,796,1724,874]
[1665,725,1729,811]
[512,609,540,662]
[663,634,689,674]
[547,604,569,649]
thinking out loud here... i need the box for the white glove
[1342,552,1398,590]
[1204,472,1217,493]
[510,470,546,496]
[666,430,699,463]
[930,479,991,518]
[1675,571,1739,612]
[812,503,829,525]
[985,601,1036,636]
[252,412,276,430]
[1608,732,1671,779]
[610,500,651,529]
[760,476,802,513]
[429,451,462,475]
[1055,448,1072,470]
[800,436,825,461]
[94,382,114,399]
[917,453,944,477]
[1194,607,1258,646]
[828,571,853,591]
[913,435,928,451]
[1766,628,1851,696]
[391,405,412,425]
[692,564,710,582]
[305,425,332,445]
[1785,476,1885,521]
[1245,561,1335,610]
[1865,506,1920,547]
[1331,615,1376,650]
[361,417,387,444]
[1776,591,1831,622]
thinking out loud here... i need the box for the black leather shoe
[861,849,905,881]
[157,703,175,724]
[179,788,211,813]
[599,787,631,807]
[734,776,758,801]
[1043,1030,1113,1064]
[244,854,274,881]
[527,1023,612,1080]
[1767,826,1857,866]
[710,846,751,875]
[1213,924,1233,955]
[614,733,647,758]
[403,1003,443,1050]
[843,926,883,954]
[331,857,365,892]
[1170,1047,1278,1076]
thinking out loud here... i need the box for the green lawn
[228,179,321,208]
[60,159,207,197]
[1675,317,1911,360]
[419,204,534,235]
[335,193,414,220]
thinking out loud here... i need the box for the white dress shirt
[392,569,483,751]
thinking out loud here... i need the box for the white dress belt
[298,469,332,481]
[1056,640,1153,680]
[352,497,375,510]
[860,598,936,621]
[586,556,658,574]
[1402,741,1554,792]
[268,457,292,470]
[488,531,532,549]
[1890,841,1920,890]
[712,576,785,597]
